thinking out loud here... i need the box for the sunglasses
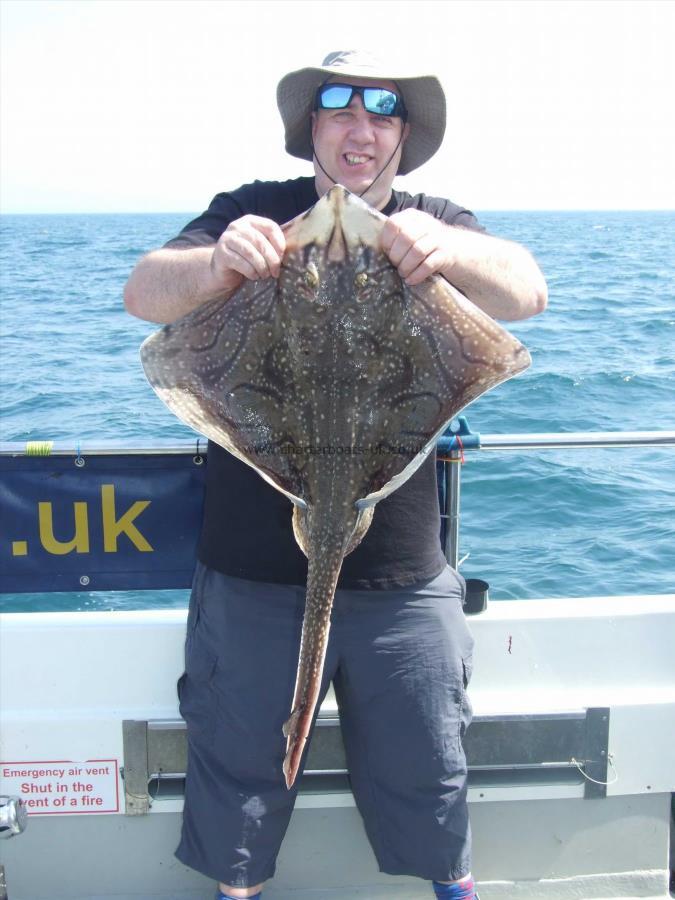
[314,83,407,120]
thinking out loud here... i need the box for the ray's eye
[354,272,368,288]
[304,263,319,290]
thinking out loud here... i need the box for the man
[125,51,546,900]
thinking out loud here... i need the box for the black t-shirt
[165,177,484,589]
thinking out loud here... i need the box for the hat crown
[321,50,381,73]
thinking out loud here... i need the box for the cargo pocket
[184,562,206,662]
[454,568,467,606]
[179,623,218,744]
[442,564,466,604]
[459,655,474,745]
[176,671,187,703]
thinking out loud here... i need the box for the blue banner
[0,442,458,594]
[0,448,206,593]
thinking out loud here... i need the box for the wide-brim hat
[276,50,446,176]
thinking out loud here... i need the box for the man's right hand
[124,215,286,325]
[211,215,286,291]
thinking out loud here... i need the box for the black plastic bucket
[464,578,489,615]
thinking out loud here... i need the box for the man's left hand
[381,207,548,321]
[380,209,454,286]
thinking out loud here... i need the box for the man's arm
[124,216,286,324]
[381,209,547,321]
[123,247,227,324]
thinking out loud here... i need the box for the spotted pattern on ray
[140,185,530,788]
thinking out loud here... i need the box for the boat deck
[1,595,674,900]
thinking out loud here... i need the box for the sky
[1,0,674,213]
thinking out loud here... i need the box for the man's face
[311,76,409,205]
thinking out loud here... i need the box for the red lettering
[72,781,93,792]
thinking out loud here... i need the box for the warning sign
[0,759,119,815]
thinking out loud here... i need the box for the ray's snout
[284,185,383,262]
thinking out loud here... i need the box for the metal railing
[0,426,675,592]
[3,428,673,457]
[437,419,675,570]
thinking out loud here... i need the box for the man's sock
[215,892,262,900]
[432,876,476,899]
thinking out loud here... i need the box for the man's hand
[124,215,287,325]
[380,209,453,286]
[381,208,547,321]
[211,215,286,291]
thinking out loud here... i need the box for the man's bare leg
[218,882,264,898]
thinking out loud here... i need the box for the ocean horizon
[3,207,674,216]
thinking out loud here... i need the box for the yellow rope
[25,440,53,456]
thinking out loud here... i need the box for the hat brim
[277,65,445,176]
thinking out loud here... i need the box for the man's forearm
[123,247,238,324]
[442,227,547,321]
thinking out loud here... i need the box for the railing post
[443,448,462,570]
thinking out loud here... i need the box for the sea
[1,210,673,612]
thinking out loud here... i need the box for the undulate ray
[140,185,531,788]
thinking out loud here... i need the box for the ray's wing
[406,274,531,413]
[348,272,531,506]
[140,278,308,505]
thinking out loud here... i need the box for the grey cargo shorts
[175,562,474,887]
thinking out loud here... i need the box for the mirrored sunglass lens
[320,85,353,108]
[363,89,398,115]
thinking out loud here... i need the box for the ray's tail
[282,528,346,789]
